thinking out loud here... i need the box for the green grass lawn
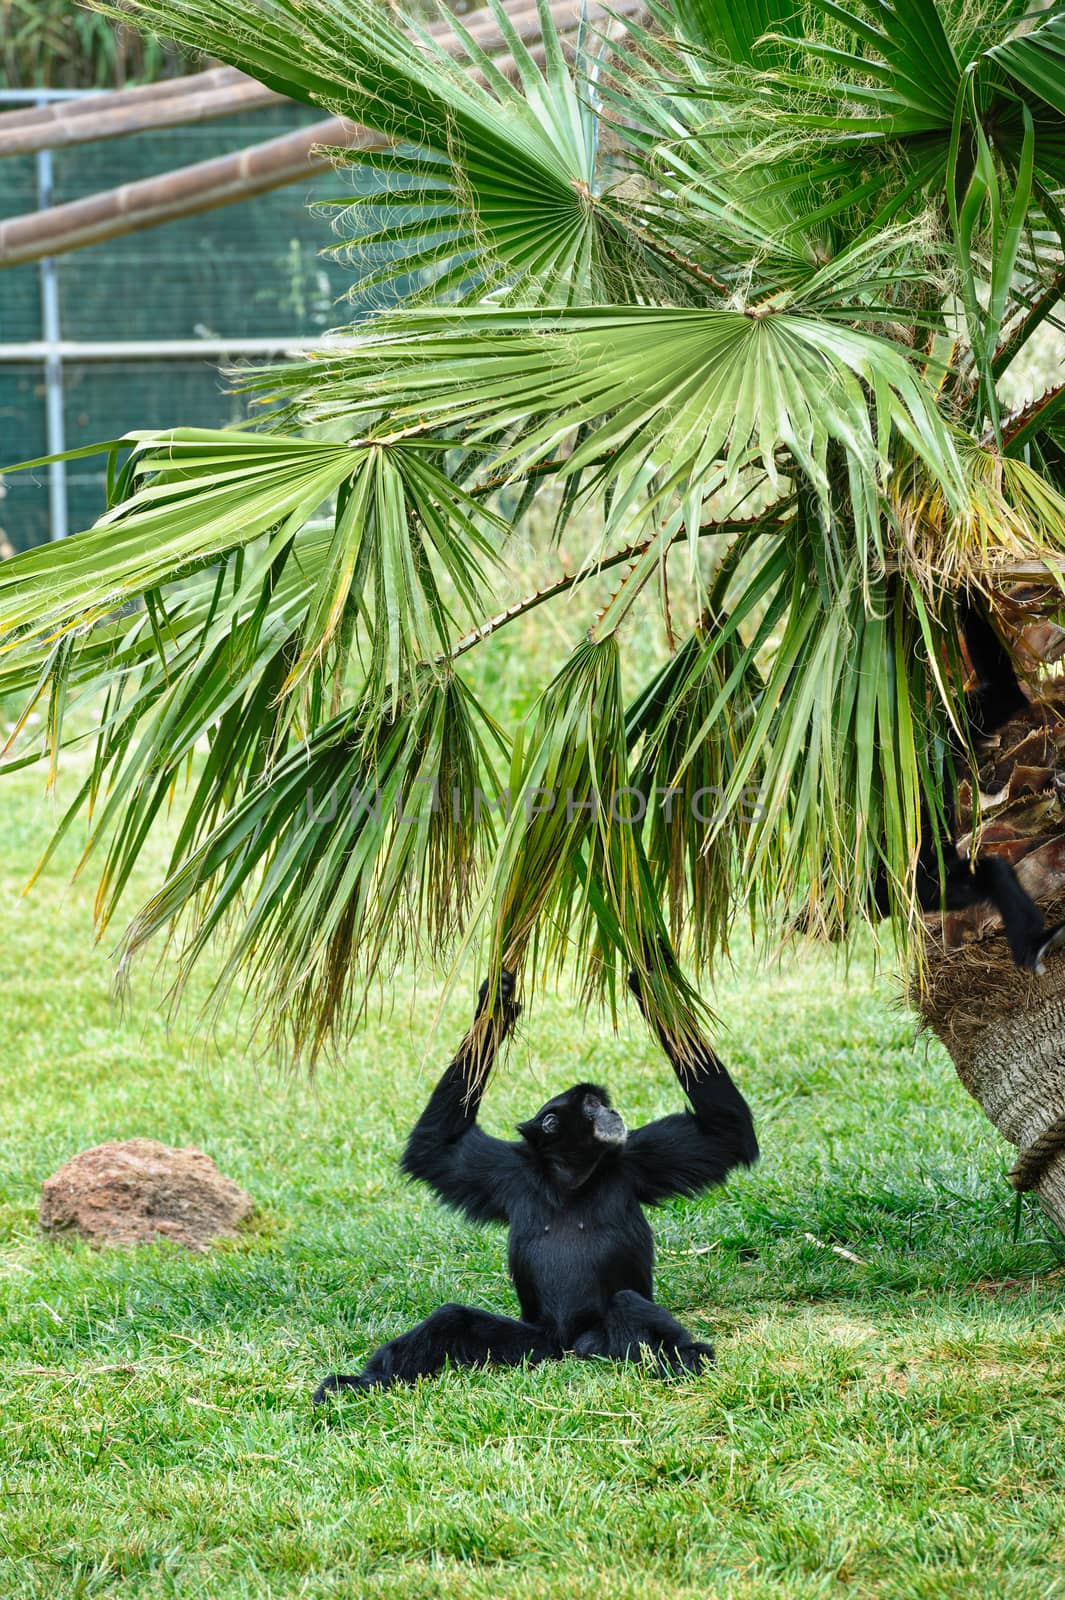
[2,766,1064,1600]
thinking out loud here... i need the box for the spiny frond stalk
[445,513,792,662]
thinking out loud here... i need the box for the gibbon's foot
[1031,921,1065,977]
[571,1336,715,1378]
[663,1340,715,1377]
[312,1371,387,1404]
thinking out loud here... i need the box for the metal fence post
[0,87,339,551]
[35,93,68,541]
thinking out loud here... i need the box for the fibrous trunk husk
[915,686,1065,1233]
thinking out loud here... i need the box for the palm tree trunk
[927,944,1065,1230]
[918,665,1065,1234]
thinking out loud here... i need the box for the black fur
[313,970,757,1400]
[881,595,1065,973]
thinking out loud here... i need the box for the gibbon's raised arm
[623,969,758,1205]
[401,974,525,1224]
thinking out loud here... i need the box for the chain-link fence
[0,94,356,552]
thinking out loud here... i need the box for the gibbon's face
[517,1082,627,1159]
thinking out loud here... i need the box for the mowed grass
[1,767,1064,1600]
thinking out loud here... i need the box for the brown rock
[39,1138,254,1250]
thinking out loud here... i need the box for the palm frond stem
[594,193,732,296]
[444,515,792,661]
[991,265,1065,380]
[999,380,1065,453]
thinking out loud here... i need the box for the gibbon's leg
[572,1290,715,1378]
[874,596,1065,972]
[313,1305,559,1400]
[945,597,1065,971]
[876,830,1065,972]
[933,851,1065,972]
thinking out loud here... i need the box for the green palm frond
[317,0,668,307]
[0,432,503,720]
[661,0,808,64]
[801,0,962,135]
[253,303,964,558]
[659,0,1065,248]
[0,433,357,647]
[758,0,1048,148]
[597,23,902,297]
[651,548,959,945]
[985,8,1065,124]
[101,0,663,307]
[287,440,503,714]
[627,598,758,969]
[13,526,338,909]
[470,633,710,1055]
[122,671,504,1064]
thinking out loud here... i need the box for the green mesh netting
[1,102,360,551]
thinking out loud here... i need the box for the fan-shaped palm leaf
[101,0,660,306]
[122,671,504,1062]
[254,303,964,559]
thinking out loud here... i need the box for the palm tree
[2,0,1065,1082]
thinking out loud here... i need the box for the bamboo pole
[0,0,641,267]
[0,117,354,266]
[0,0,613,154]
[0,67,275,155]
[0,75,281,155]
